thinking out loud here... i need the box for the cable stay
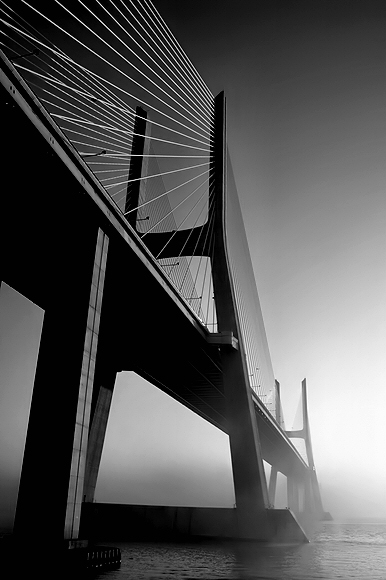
[2,25,137,132]
[141,180,209,237]
[1,14,212,144]
[120,168,211,211]
[77,0,213,129]
[177,198,215,295]
[140,0,213,103]
[121,0,214,110]
[102,161,209,187]
[20,1,212,141]
[102,0,213,121]
[0,0,220,337]
[18,54,211,148]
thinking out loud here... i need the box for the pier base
[81,503,309,543]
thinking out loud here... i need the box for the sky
[0,284,44,529]
[1,0,386,526]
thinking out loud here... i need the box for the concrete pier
[81,503,309,543]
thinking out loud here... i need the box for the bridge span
[0,0,327,556]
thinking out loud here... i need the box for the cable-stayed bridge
[0,0,328,551]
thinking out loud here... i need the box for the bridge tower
[285,378,329,520]
[268,380,282,506]
[117,92,272,540]
[208,92,271,539]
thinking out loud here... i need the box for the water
[87,523,386,579]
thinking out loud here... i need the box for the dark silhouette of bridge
[0,0,329,556]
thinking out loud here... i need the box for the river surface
[87,522,386,579]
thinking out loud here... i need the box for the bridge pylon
[207,92,272,540]
[285,378,331,521]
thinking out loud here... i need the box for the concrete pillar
[13,227,102,547]
[298,479,305,513]
[210,92,269,539]
[1,62,113,550]
[285,379,326,519]
[287,477,299,514]
[301,379,325,518]
[275,380,281,425]
[303,469,314,515]
[268,466,278,507]
[124,106,149,230]
[64,229,109,541]
[221,348,270,538]
[83,378,115,504]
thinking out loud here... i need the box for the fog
[95,371,386,521]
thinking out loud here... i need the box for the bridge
[0,0,328,553]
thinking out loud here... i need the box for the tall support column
[267,382,281,508]
[275,380,282,426]
[303,469,315,514]
[301,379,324,518]
[268,466,278,507]
[13,225,102,548]
[287,477,299,514]
[64,229,109,541]
[285,379,326,519]
[298,479,305,513]
[83,372,116,504]
[210,92,270,539]
[124,106,149,230]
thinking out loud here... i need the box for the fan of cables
[0,0,218,330]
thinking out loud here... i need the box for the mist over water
[84,522,386,579]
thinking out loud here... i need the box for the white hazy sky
[1,0,386,524]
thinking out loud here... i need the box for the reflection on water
[87,522,386,580]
